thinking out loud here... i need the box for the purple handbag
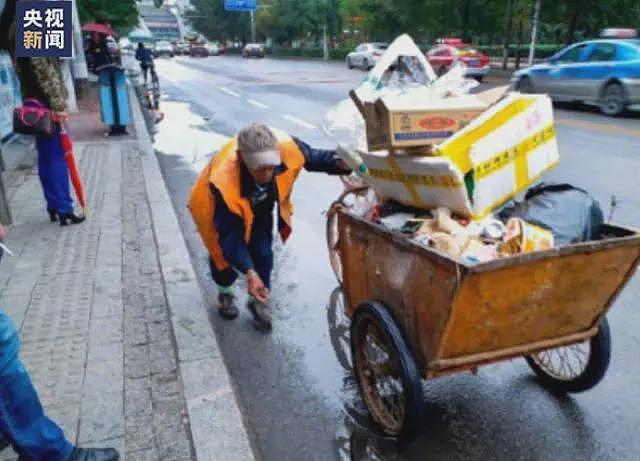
[13,99,55,137]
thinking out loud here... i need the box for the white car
[154,41,174,58]
[346,43,388,70]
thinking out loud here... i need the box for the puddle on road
[153,98,229,173]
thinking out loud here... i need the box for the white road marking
[247,99,268,109]
[283,114,317,130]
[219,87,240,97]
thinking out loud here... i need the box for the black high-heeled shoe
[59,212,86,226]
[47,209,58,222]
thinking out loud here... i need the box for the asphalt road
[151,55,640,461]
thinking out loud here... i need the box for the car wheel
[362,58,371,71]
[347,57,354,69]
[600,82,626,116]
[474,75,484,82]
[517,76,535,94]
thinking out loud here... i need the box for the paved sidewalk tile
[0,140,195,461]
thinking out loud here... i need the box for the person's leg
[209,258,239,319]
[47,129,74,216]
[35,136,57,215]
[0,310,73,461]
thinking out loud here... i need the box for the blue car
[511,39,640,115]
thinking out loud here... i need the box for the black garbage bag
[498,183,604,245]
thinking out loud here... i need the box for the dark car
[190,42,209,57]
[242,43,265,58]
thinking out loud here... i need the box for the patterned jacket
[15,57,68,112]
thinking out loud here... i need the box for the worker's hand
[53,111,69,124]
[0,224,5,241]
[247,270,269,304]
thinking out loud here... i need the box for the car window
[587,43,617,62]
[373,43,388,50]
[617,44,640,61]
[555,44,588,64]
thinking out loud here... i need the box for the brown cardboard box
[351,86,508,152]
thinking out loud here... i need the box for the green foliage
[188,0,640,59]
[476,43,563,58]
[188,0,251,42]
[77,0,138,29]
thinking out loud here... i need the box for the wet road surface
[151,55,640,461]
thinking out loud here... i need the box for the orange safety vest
[187,130,305,270]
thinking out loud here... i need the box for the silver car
[346,43,388,70]
[511,39,640,115]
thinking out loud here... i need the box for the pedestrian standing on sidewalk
[5,21,85,226]
[0,224,119,461]
[189,124,351,331]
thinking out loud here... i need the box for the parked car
[189,42,209,57]
[206,42,222,56]
[511,38,640,116]
[346,43,388,70]
[174,41,189,55]
[154,40,174,58]
[425,39,490,81]
[242,43,265,58]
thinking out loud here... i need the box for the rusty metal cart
[326,196,640,438]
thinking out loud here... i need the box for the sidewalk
[0,84,254,460]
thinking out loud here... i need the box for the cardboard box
[351,86,508,152]
[359,93,560,219]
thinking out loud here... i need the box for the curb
[128,84,256,461]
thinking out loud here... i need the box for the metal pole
[322,23,328,60]
[528,0,541,67]
[250,10,255,42]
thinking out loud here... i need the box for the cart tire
[526,317,611,393]
[327,287,352,371]
[351,301,423,438]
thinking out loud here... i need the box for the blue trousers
[0,310,73,461]
[210,222,274,290]
[36,128,73,215]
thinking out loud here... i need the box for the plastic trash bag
[498,183,604,245]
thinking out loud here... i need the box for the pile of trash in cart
[325,34,605,264]
[345,185,603,265]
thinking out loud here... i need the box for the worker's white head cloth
[237,124,281,170]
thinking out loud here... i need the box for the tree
[77,0,139,29]
[188,0,251,43]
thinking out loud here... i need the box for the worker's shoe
[248,300,272,331]
[217,293,239,320]
[67,447,120,461]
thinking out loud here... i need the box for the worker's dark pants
[209,222,274,291]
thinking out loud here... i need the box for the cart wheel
[526,317,611,393]
[327,287,352,371]
[350,301,423,438]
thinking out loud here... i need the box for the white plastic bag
[323,34,477,151]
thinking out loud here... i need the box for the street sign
[224,0,257,12]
